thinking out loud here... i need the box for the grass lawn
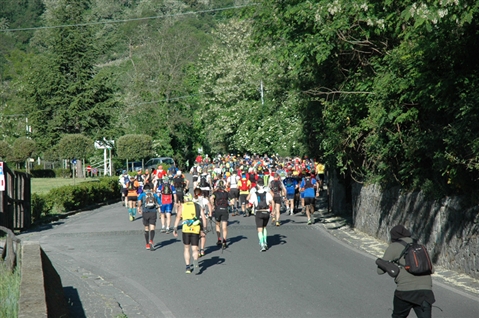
[0,263,20,318]
[31,178,100,195]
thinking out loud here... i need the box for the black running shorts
[176,191,184,203]
[228,188,239,199]
[304,197,315,206]
[255,211,270,227]
[142,211,157,226]
[239,194,248,205]
[182,232,200,246]
[127,196,138,201]
[215,209,229,222]
[273,196,282,204]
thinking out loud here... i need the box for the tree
[21,0,118,152]
[116,134,153,165]
[0,140,11,160]
[57,134,94,178]
[9,137,36,167]
[196,18,303,155]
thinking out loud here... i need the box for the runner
[227,171,240,216]
[158,176,177,233]
[173,170,189,216]
[193,187,213,257]
[154,164,167,188]
[283,171,299,215]
[209,179,230,249]
[172,193,206,274]
[269,173,286,226]
[190,164,200,189]
[126,176,139,221]
[118,170,129,206]
[137,184,159,250]
[198,168,212,198]
[238,172,251,217]
[248,179,273,251]
[300,172,317,225]
[315,160,325,196]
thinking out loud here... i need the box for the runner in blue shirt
[300,172,317,225]
[283,171,298,215]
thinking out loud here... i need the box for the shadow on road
[228,235,247,246]
[64,286,86,318]
[154,237,179,249]
[199,255,225,273]
[268,233,287,248]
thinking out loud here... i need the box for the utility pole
[260,80,264,106]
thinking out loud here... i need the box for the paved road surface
[19,191,479,317]
[21,199,479,317]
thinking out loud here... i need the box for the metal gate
[0,162,31,231]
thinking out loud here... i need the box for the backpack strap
[392,239,412,264]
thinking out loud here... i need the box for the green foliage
[32,177,120,216]
[0,140,11,160]
[57,134,94,160]
[20,0,118,152]
[116,134,153,161]
[9,136,36,163]
[0,263,20,318]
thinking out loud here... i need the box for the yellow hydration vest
[316,163,325,174]
[182,202,200,234]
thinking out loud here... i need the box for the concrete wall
[19,241,69,318]
[350,183,479,279]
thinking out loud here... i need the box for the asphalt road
[19,188,479,317]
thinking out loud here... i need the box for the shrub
[32,177,120,217]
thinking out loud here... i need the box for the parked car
[145,157,175,171]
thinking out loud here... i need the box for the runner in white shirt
[193,188,213,257]
[226,172,240,215]
[248,179,273,252]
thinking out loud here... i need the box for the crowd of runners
[119,153,326,274]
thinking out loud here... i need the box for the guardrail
[0,225,21,272]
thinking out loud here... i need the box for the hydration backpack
[214,191,229,209]
[256,191,268,210]
[199,175,208,188]
[303,177,313,189]
[145,193,157,209]
[393,239,433,276]
[271,180,282,195]
[161,183,172,195]
[174,176,185,189]
[239,179,249,191]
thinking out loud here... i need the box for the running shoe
[160,228,166,233]
[307,219,312,225]
[216,240,222,246]
[261,245,267,252]
[129,214,134,221]
[165,228,171,234]
[146,243,151,250]
[193,260,200,275]
[222,240,228,249]
[199,249,205,257]
[185,265,192,274]
[276,221,280,227]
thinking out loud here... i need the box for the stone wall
[349,183,479,279]
[19,241,69,318]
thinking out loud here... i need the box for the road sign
[72,159,77,165]
[0,162,5,191]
